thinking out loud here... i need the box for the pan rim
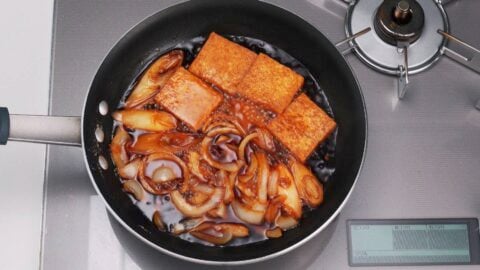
[80,0,368,265]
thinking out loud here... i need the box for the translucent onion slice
[267,167,279,199]
[252,128,276,152]
[172,218,203,235]
[138,152,188,195]
[256,152,269,204]
[231,199,266,225]
[110,126,131,168]
[276,215,299,230]
[238,133,258,160]
[118,158,142,179]
[125,50,183,108]
[171,187,224,218]
[123,180,144,201]
[112,110,177,132]
[266,227,283,238]
[190,230,233,245]
[224,171,237,204]
[276,164,302,219]
[289,159,324,207]
[152,210,166,231]
[207,203,227,219]
[264,195,286,223]
[129,133,199,155]
[201,137,243,172]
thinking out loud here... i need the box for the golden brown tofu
[267,94,336,161]
[155,67,223,130]
[236,53,304,113]
[189,32,257,94]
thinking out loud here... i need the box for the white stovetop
[0,1,53,269]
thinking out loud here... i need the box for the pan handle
[0,107,81,147]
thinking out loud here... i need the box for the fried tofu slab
[267,94,336,161]
[236,53,304,114]
[155,67,223,130]
[189,32,257,94]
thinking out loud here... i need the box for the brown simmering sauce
[111,35,337,246]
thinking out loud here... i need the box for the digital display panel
[347,219,479,266]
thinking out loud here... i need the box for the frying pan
[0,0,366,265]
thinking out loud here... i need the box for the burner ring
[345,0,449,75]
[374,0,425,45]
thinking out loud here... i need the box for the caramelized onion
[123,180,144,201]
[276,215,299,230]
[113,110,177,132]
[152,210,166,231]
[171,187,224,217]
[267,167,279,199]
[238,133,258,160]
[129,132,199,155]
[264,195,286,223]
[276,164,302,219]
[266,227,283,238]
[172,218,203,235]
[111,126,131,168]
[125,50,184,108]
[289,159,324,207]
[231,199,266,225]
[256,152,269,204]
[224,171,236,204]
[207,203,227,219]
[118,158,142,179]
[252,128,276,152]
[201,136,243,172]
[138,152,188,195]
[191,229,233,245]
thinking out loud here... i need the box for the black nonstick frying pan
[0,0,366,265]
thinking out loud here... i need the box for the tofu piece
[155,67,223,130]
[236,53,304,113]
[189,32,257,94]
[267,94,336,161]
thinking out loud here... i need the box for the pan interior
[83,0,366,263]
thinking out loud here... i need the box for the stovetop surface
[42,0,480,269]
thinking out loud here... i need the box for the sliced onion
[172,218,203,235]
[152,166,176,183]
[152,210,166,231]
[207,203,227,219]
[110,126,131,168]
[129,132,199,155]
[201,137,242,172]
[252,128,276,152]
[276,164,302,219]
[266,227,283,238]
[112,110,177,132]
[138,152,189,195]
[125,50,183,108]
[190,229,233,245]
[264,195,285,223]
[256,152,269,204]
[171,187,224,217]
[276,215,299,230]
[238,133,258,160]
[289,159,324,207]
[267,167,279,199]
[187,151,208,182]
[231,199,266,225]
[118,158,142,179]
[123,180,144,201]
[218,223,249,237]
[224,171,236,204]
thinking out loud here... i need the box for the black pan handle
[0,107,81,146]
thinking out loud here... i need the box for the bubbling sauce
[113,35,337,246]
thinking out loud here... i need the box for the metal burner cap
[374,0,425,45]
[345,0,449,75]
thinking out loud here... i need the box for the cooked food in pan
[111,32,337,246]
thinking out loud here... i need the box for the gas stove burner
[374,0,425,46]
[345,0,448,75]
